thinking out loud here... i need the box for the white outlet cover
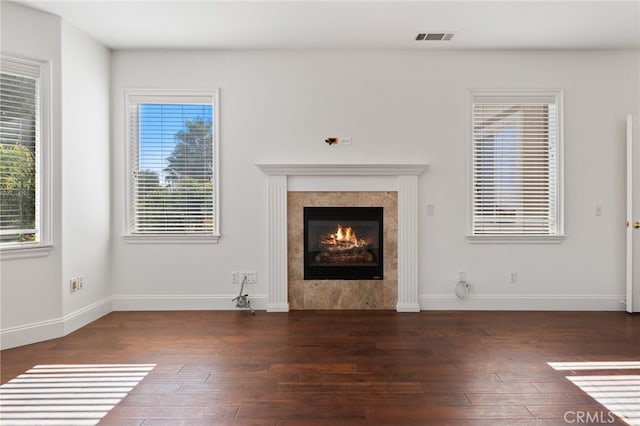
[594,204,603,216]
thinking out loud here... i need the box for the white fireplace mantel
[256,163,428,176]
[256,163,429,313]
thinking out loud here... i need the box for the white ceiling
[16,0,640,50]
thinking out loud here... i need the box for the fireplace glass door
[304,207,383,280]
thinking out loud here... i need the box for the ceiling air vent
[416,32,455,41]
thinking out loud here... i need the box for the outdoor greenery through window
[0,59,40,246]
[471,90,562,238]
[127,91,219,238]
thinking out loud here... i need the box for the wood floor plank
[105,404,240,420]
[235,401,366,420]
[466,392,575,406]
[421,381,541,394]
[1,310,638,425]
[365,404,534,421]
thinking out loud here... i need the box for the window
[125,90,220,242]
[0,56,50,254]
[469,90,563,241]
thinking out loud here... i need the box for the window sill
[466,235,566,244]
[123,234,221,244]
[0,244,53,260]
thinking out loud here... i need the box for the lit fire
[326,225,366,248]
[316,224,374,263]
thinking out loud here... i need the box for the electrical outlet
[594,204,603,216]
[426,204,435,216]
[232,272,257,284]
[458,271,466,282]
[78,276,84,289]
[340,137,351,145]
[70,277,78,293]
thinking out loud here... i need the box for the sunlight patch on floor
[0,364,155,426]
[548,361,640,371]
[549,361,640,426]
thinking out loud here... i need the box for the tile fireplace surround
[289,192,396,309]
[256,164,428,313]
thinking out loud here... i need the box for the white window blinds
[471,91,562,236]
[0,60,40,245]
[127,91,218,236]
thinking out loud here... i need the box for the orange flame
[331,225,365,247]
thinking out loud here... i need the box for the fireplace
[304,207,383,280]
[256,163,428,312]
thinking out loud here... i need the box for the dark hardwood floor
[1,310,639,425]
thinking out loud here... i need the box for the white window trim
[0,55,53,260]
[123,88,221,244]
[465,88,565,244]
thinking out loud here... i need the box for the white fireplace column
[266,174,289,312]
[256,164,428,313]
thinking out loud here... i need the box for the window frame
[123,88,221,244]
[466,89,565,244]
[0,55,52,260]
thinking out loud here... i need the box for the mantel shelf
[255,163,429,176]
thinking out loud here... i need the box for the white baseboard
[112,294,268,311]
[63,297,114,335]
[419,293,627,311]
[112,293,627,312]
[0,318,63,351]
[396,303,421,312]
[0,297,113,350]
[266,303,290,312]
